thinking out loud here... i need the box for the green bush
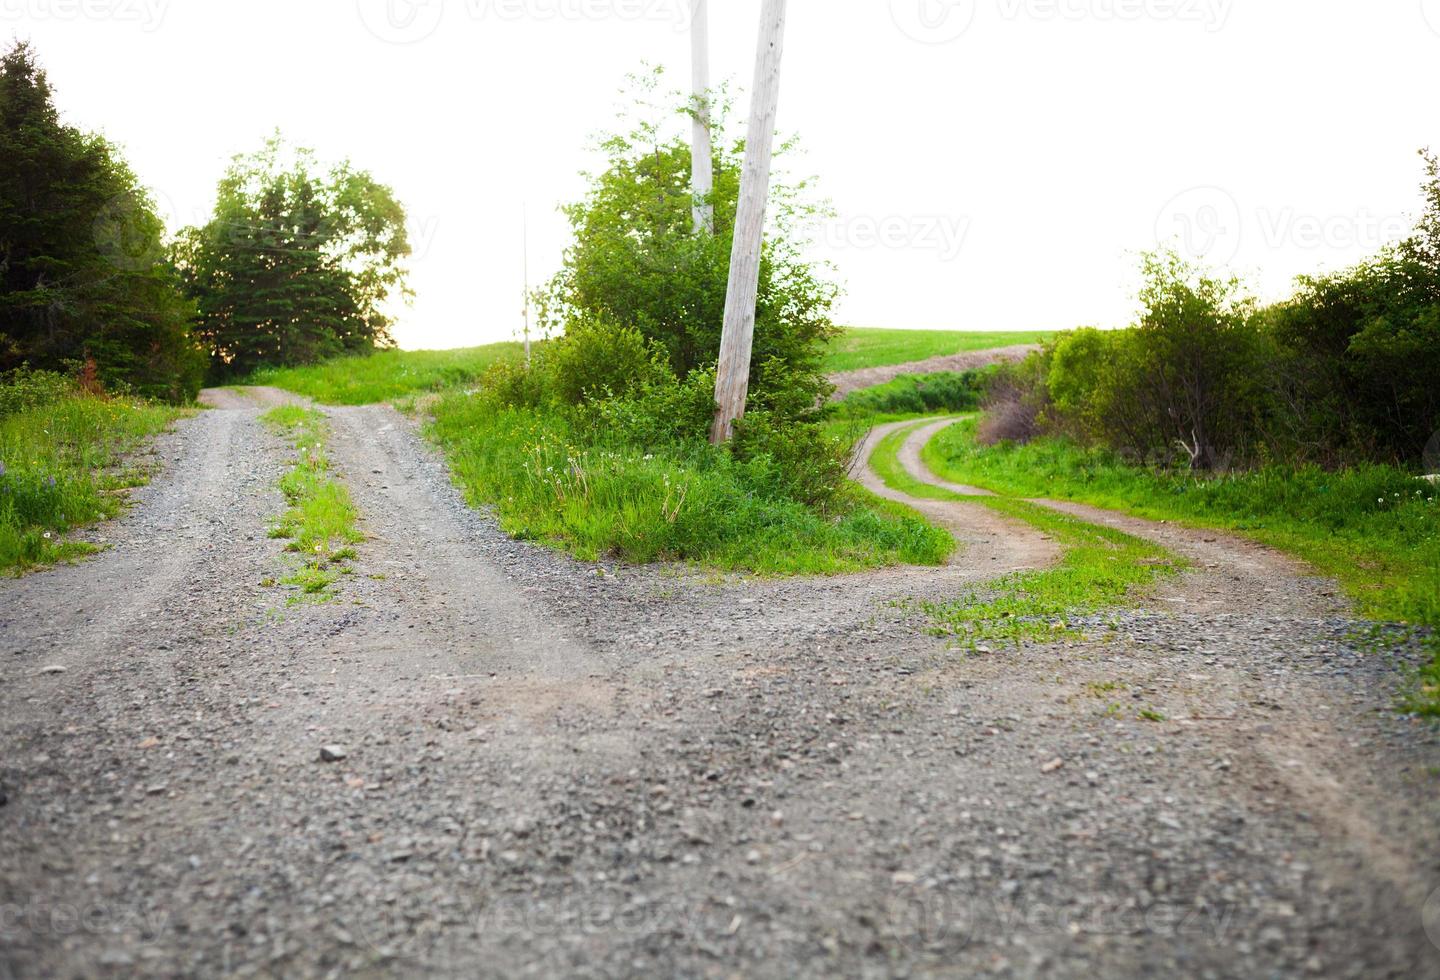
[0,368,75,417]
[835,370,992,417]
[540,317,670,406]
[538,70,838,427]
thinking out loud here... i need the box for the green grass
[823,328,1053,373]
[261,406,364,600]
[922,417,1440,711]
[830,370,991,418]
[922,417,1439,628]
[425,394,953,575]
[1,392,184,573]
[868,419,1184,648]
[247,344,525,405]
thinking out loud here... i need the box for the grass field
[246,343,524,405]
[1,391,184,574]
[823,328,1053,373]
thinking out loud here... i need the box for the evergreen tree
[0,41,203,401]
[173,136,411,379]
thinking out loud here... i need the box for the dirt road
[827,345,1040,401]
[2,396,1438,978]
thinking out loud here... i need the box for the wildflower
[43,531,52,540]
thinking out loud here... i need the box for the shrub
[538,70,838,427]
[977,359,1048,446]
[836,370,992,417]
[540,317,670,406]
[0,368,76,417]
[732,410,851,509]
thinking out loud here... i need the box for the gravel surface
[2,393,1439,979]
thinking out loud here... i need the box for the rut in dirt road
[2,393,1439,979]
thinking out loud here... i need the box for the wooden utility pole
[710,0,788,444]
[690,0,714,235]
[522,204,531,367]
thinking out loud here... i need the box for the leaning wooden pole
[710,0,788,445]
[690,0,714,235]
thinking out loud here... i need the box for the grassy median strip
[260,406,363,600]
[425,395,953,576]
[869,419,1185,648]
[1,379,185,574]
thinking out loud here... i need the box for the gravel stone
[0,394,1436,978]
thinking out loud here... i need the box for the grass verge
[425,394,953,575]
[869,419,1185,648]
[247,344,524,405]
[922,417,1440,711]
[823,328,1053,373]
[260,406,364,600]
[1,391,184,573]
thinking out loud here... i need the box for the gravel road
[2,395,1439,979]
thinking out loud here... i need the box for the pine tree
[0,41,203,401]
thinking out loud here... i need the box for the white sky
[8,0,1440,349]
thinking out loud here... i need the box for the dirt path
[2,393,1438,978]
[827,344,1039,400]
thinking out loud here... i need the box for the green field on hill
[822,328,1053,373]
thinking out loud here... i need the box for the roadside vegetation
[260,406,363,599]
[2,41,415,405]
[830,369,992,419]
[0,369,184,573]
[246,343,523,405]
[919,150,1440,709]
[0,43,203,402]
[823,328,1052,373]
[422,75,950,575]
[868,420,1184,647]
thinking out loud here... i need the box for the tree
[0,41,203,401]
[540,70,837,427]
[174,135,411,380]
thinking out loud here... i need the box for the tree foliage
[0,41,202,401]
[999,151,1440,471]
[174,136,411,380]
[538,70,840,420]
